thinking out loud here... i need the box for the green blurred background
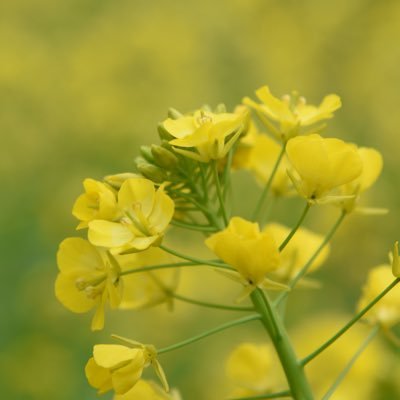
[1,0,400,399]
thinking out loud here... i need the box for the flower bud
[151,144,179,169]
[157,123,174,141]
[167,107,183,119]
[140,145,155,163]
[136,163,166,183]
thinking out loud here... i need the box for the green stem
[302,278,400,366]
[321,326,379,400]
[172,293,254,312]
[228,390,292,400]
[212,160,229,226]
[120,261,198,276]
[157,314,260,354]
[279,203,311,252]
[275,211,346,306]
[170,219,217,232]
[251,289,314,400]
[223,147,234,201]
[159,244,233,270]
[252,142,286,222]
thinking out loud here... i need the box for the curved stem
[302,278,400,366]
[120,261,198,276]
[279,202,310,251]
[252,142,286,222]
[251,289,314,400]
[157,314,260,354]
[275,210,346,306]
[173,292,254,312]
[159,244,233,270]
[321,326,379,400]
[171,219,217,232]
[212,160,229,226]
[228,390,292,400]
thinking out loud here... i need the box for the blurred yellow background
[1,0,400,399]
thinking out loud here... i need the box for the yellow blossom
[205,217,285,299]
[85,343,168,395]
[118,247,179,310]
[72,178,119,229]
[225,342,282,396]
[286,134,363,203]
[55,238,121,331]
[263,223,330,282]
[338,147,384,213]
[88,178,174,254]
[357,265,400,327]
[113,380,181,400]
[162,109,247,162]
[243,85,341,140]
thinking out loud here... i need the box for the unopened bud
[167,108,183,119]
[140,145,154,163]
[104,173,140,189]
[151,144,179,169]
[215,103,227,113]
[158,123,174,141]
[137,163,166,183]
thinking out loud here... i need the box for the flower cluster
[55,84,399,399]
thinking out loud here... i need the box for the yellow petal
[112,352,146,394]
[148,187,175,233]
[85,357,113,394]
[163,116,196,139]
[254,86,293,122]
[93,345,139,369]
[91,294,106,331]
[88,220,133,248]
[57,237,104,274]
[54,272,96,313]
[358,147,383,191]
[118,178,156,218]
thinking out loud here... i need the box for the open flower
[338,147,384,213]
[55,237,121,331]
[162,109,247,162]
[357,265,400,328]
[205,217,285,300]
[263,223,330,282]
[286,134,363,203]
[243,85,341,140]
[85,342,168,395]
[72,178,119,229]
[88,178,174,254]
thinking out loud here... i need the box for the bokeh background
[1,0,400,398]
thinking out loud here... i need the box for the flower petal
[88,220,133,248]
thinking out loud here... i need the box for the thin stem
[159,244,233,270]
[252,142,286,222]
[172,293,254,312]
[120,261,198,276]
[279,202,311,251]
[223,147,234,200]
[170,219,217,232]
[275,210,346,306]
[251,289,314,400]
[228,390,292,400]
[157,314,260,354]
[321,326,379,400]
[212,160,229,226]
[302,278,400,365]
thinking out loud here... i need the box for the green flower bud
[140,145,154,163]
[157,123,174,141]
[167,107,183,119]
[136,163,166,183]
[151,144,179,169]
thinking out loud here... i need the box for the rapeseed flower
[113,380,181,400]
[72,178,119,229]
[55,238,121,331]
[286,134,363,203]
[85,343,168,395]
[205,217,285,300]
[162,109,247,162]
[243,85,341,140]
[88,178,174,254]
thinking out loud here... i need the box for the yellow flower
[113,380,181,400]
[205,217,285,300]
[338,147,384,213]
[85,343,168,395]
[263,223,330,282]
[88,178,174,254]
[357,265,400,328]
[286,134,363,203]
[118,247,179,310]
[243,85,341,140]
[162,109,247,162]
[55,238,121,331]
[72,178,119,229]
[225,342,282,395]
